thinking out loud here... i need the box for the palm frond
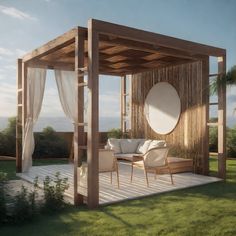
[209,65,236,95]
[225,65,236,85]
[209,79,218,95]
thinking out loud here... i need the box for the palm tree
[210,65,236,95]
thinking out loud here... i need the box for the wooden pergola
[16,19,226,208]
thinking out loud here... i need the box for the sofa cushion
[148,140,166,151]
[107,138,121,154]
[120,139,140,153]
[136,139,152,154]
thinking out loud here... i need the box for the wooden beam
[207,122,219,127]
[16,59,23,173]
[22,28,84,62]
[202,57,209,175]
[217,55,226,179]
[92,19,226,57]
[26,60,75,71]
[74,29,85,206]
[100,59,197,77]
[87,19,99,208]
[99,35,202,60]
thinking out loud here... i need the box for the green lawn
[0,159,68,180]
[0,158,236,236]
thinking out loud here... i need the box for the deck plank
[17,162,221,205]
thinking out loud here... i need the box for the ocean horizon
[0,116,120,132]
[0,116,235,132]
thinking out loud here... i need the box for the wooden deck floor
[17,162,221,205]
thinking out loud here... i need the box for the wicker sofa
[105,138,166,161]
[105,138,193,173]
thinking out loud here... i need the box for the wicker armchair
[99,149,120,188]
[131,147,174,187]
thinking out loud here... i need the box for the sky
[0,0,235,126]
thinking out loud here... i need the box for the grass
[0,159,68,180]
[0,158,236,236]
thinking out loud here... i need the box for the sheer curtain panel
[22,68,46,172]
[54,70,77,123]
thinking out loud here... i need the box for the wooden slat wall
[131,61,208,174]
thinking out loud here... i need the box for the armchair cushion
[148,140,166,151]
[144,147,169,167]
[136,139,152,154]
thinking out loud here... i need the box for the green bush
[43,172,69,212]
[0,172,69,225]
[0,118,69,158]
[209,125,236,158]
[12,177,39,223]
[107,128,122,139]
[0,172,7,224]
[227,125,236,158]
[34,126,69,158]
[0,117,16,156]
[209,126,218,152]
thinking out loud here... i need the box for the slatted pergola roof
[22,20,225,75]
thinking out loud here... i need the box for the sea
[0,117,120,132]
[0,116,235,132]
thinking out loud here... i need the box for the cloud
[0,82,16,116]
[4,65,16,70]
[0,47,14,56]
[0,47,27,58]
[0,74,7,81]
[16,49,27,57]
[0,5,37,21]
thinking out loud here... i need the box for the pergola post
[74,29,85,205]
[16,59,23,172]
[22,63,27,132]
[16,61,27,173]
[217,55,226,179]
[87,19,99,208]
[120,76,127,134]
[202,57,210,175]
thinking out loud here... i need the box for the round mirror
[144,82,181,134]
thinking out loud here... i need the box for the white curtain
[22,68,46,172]
[54,70,77,123]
